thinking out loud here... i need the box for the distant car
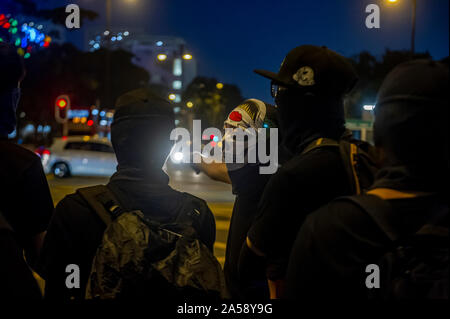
[36,136,117,178]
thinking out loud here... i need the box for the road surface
[46,165,235,266]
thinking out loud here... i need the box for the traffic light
[54,95,70,123]
[56,97,67,109]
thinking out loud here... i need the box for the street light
[186,101,194,108]
[387,0,417,54]
[168,94,176,101]
[216,82,224,90]
[157,54,167,61]
[182,54,193,60]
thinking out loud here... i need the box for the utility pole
[410,0,417,55]
[104,0,112,108]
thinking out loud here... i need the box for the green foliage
[19,44,149,125]
[346,49,432,118]
[182,77,243,128]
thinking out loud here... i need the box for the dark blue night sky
[26,0,450,102]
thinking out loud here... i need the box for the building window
[173,80,182,90]
[173,58,182,76]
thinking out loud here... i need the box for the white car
[36,136,118,178]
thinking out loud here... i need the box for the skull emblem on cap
[293,66,315,86]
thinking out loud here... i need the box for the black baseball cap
[254,45,358,96]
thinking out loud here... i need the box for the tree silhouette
[182,77,243,128]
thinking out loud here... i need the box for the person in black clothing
[0,211,42,299]
[39,88,216,300]
[192,99,280,299]
[242,45,358,298]
[0,43,53,298]
[223,99,279,299]
[285,59,449,299]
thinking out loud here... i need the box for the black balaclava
[0,43,25,137]
[0,88,21,137]
[110,88,175,174]
[275,89,346,155]
[372,59,449,194]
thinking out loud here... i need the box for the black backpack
[77,185,228,300]
[302,136,380,195]
[345,194,449,299]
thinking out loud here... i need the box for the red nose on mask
[229,111,242,122]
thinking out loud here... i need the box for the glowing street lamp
[216,82,224,90]
[157,54,167,61]
[186,101,194,108]
[168,93,176,101]
[182,53,193,60]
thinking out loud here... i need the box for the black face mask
[0,88,21,136]
[275,89,346,154]
[227,164,271,197]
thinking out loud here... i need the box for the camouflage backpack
[78,185,228,300]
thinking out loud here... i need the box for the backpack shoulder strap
[339,195,400,241]
[301,137,339,155]
[77,185,124,226]
[302,138,362,195]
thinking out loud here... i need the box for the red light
[2,22,10,29]
[210,135,214,140]
[34,148,43,157]
[211,142,216,147]
[43,149,51,156]
[43,41,50,48]
[87,120,94,126]
[57,98,67,109]
[62,136,68,140]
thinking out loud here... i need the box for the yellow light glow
[157,54,167,61]
[182,54,193,60]
[168,94,176,101]
[80,117,87,124]
[186,101,194,108]
[83,136,90,142]
[73,117,80,124]
[216,82,224,90]
[388,0,397,2]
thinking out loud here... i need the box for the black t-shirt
[247,147,351,280]
[39,174,216,300]
[285,194,448,299]
[0,139,54,253]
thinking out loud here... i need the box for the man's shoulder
[273,146,343,183]
[289,146,341,169]
[0,141,41,170]
[179,192,213,216]
[53,191,102,227]
[304,196,385,242]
